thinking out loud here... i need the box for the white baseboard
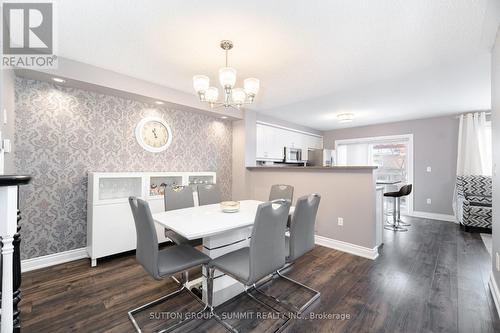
[21,248,88,273]
[315,235,379,260]
[489,273,500,319]
[406,211,457,223]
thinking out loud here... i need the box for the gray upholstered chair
[286,194,321,263]
[128,197,212,332]
[197,184,221,206]
[269,184,294,202]
[163,186,193,245]
[208,200,291,330]
[164,185,194,211]
[256,194,321,314]
[270,184,294,228]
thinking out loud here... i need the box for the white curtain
[453,112,491,216]
[456,112,491,176]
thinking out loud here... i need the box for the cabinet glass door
[189,175,215,191]
[98,177,142,200]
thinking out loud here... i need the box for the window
[336,134,413,213]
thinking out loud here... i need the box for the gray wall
[0,69,17,173]
[323,115,459,215]
[247,168,377,249]
[15,78,232,259]
[492,27,500,289]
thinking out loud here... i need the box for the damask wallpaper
[15,78,232,259]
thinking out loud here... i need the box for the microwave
[284,147,304,163]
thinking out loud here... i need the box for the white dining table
[152,200,293,306]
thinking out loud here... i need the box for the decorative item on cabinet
[149,176,183,196]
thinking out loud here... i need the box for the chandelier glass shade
[193,40,259,109]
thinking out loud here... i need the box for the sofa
[456,175,492,229]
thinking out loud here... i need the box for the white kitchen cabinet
[312,136,324,149]
[87,171,216,267]
[256,122,323,162]
[256,124,285,161]
[256,123,266,158]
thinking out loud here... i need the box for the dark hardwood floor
[20,217,500,332]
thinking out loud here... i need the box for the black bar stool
[384,184,412,232]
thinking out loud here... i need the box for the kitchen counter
[240,165,381,259]
[247,165,378,171]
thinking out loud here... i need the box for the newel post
[0,176,31,333]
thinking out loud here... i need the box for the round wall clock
[135,117,173,153]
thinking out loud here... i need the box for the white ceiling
[55,0,500,130]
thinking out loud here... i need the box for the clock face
[135,117,173,152]
[142,121,169,148]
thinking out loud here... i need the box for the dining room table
[152,200,294,306]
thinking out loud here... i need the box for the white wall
[0,69,16,173]
[491,26,500,291]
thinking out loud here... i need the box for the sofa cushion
[467,195,492,206]
[470,205,492,217]
[462,176,492,197]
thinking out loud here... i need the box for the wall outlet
[426,166,432,172]
[426,198,432,204]
[496,253,500,272]
[337,217,344,226]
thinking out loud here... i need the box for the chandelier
[193,40,260,109]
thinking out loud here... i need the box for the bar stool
[384,184,412,232]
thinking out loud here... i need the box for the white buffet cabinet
[256,122,323,161]
[87,171,216,266]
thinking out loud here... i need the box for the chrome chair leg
[397,219,411,227]
[384,197,408,232]
[384,224,408,231]
[396,198,411,226]
[206,266,238,333]
[207,267,290,333]
[128,271,207,333]
[244,286,291,333]
[252,268,320,315]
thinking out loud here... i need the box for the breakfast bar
[244,165,383,259]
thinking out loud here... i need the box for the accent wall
[15,78,232,259]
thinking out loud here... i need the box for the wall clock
[135,117,173,153]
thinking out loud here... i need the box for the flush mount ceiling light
[154,101,165,105]
[52,77,65,83]
[193,40,260,110]
[337,113,354,123]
